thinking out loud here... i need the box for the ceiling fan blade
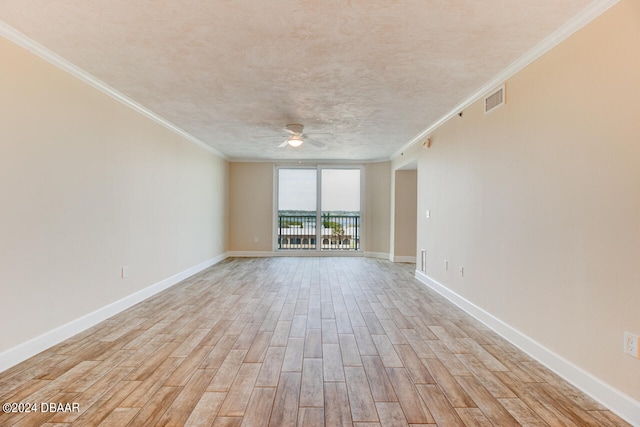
[278,140,289,148]
[305,133,333,138]
[306,138,325,148]
[254,135,286,139]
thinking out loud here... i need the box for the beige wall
[393,169,417,259]
[0,37,228,354]
[228,162,274,252]
[414,0,640,400]
[364,162,391,256]
[228,162,391,256]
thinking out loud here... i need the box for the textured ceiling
[0,0,602,161]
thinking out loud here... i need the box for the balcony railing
[278,214,360,250]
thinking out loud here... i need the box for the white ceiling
[0,1,608,161]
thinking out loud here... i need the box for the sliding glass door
[277,168,317,249]
[277,166,361,251]
[320,169,361,250]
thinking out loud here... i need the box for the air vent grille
[484,85,505,113]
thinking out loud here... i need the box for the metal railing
[278,214,360,250]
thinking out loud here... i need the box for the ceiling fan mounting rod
[285,124,304,135]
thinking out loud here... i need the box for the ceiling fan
[278,124,327,148]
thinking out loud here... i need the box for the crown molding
[391,0,620,160]
[0,21,226,160]
[227,156,391,164]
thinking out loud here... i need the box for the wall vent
[484,84,505,113]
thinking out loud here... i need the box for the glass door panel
[277,169,317,250]
[320,169,361,250]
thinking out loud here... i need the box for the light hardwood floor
[0,257,630,426]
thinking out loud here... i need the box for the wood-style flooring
[0,257,630,426]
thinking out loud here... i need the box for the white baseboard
[0,253,228,374]
[228,250,367,258]
[227,251,276,257]
[414,271,640,426]
[364,251,392,260]
[393,255,416,263]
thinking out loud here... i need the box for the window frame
[274,164,365,254]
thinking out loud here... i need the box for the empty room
[1,0,639,425]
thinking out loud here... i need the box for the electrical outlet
[624,332,639,358]
[121,266,129,279]
[444,260,448,271]
[459,266,464,277]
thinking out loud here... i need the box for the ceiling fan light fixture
[287,137,304,147]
